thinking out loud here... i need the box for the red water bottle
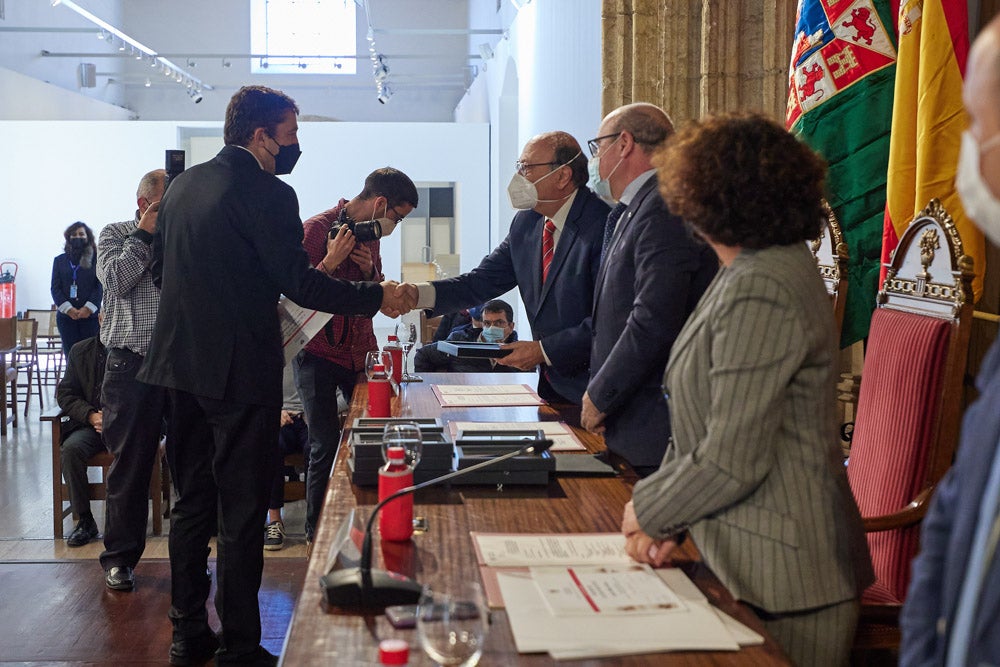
[367,363,392,418]
[378,446,414,541]
[384,335,403,387]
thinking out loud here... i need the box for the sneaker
[305,538,313,559]
[264,521,285,551]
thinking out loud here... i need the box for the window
[250,0,357,75]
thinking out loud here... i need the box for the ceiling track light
[49,0,212,96]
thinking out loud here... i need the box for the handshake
[379,280,419,318]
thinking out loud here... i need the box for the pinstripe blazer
[632,243,874,613]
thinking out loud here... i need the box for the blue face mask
[481,326,505,343]
[587,135,623,201]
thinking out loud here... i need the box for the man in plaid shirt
[95,168,166,592]
[294,167,417,546]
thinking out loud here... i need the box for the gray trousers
[61,426,106,518]
[756,597,860,667]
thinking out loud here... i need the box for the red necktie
[541,218,556,283]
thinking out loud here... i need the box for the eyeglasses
[515,160,559,177]
[482,319,509,328]
[587,132,621,157]
[387,207,407,224]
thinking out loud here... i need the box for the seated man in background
[56,333,108,547]
[415,300,520,373]
[264,363,309,551]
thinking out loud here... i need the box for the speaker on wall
[77,62,96,88]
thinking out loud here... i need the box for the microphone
[320,437,554,611]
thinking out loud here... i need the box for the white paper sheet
[531,564,687,616]
[498,571,741,657]
[473,533,630,567]
[450,421,586,452]
[434,384,536,395]
[278,297,331,365]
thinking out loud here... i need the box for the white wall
[0,120,490,336]
[454,0,603,340]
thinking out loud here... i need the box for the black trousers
[270,415,309,510]
[293,351,357,540]
[60,426,106,518]
[99,348,165,570]
[165,389,279,660]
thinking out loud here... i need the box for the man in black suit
[139,86,413,667]
[407,131,608,404]
[581,103,717,476]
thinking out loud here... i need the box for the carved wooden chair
[846,199,974,649]
[808,202,849,335]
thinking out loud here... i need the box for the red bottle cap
[373,364,385,372]
[386,446,406,462]
[388,335,399,341]
[378,638,409,664]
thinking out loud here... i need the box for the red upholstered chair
[847,199,974,649]
[808,202,849,336]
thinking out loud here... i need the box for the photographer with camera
[295,166,417,551]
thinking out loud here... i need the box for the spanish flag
[881,0,982,297]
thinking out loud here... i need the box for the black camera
[329,211,383,243]
[164,149,186,191]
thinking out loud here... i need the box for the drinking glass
[395,321,422,382]
[364,349,393,382]
[416,582,489,666]
[382,421,422,469]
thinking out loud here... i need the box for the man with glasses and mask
[581,103,717,476]
[405,131,608,404]
[139,86,412,667]
[414,299,521,373]
[294,167,417,550]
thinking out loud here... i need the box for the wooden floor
[0,381,309,664]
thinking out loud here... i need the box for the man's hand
[496,340,545,370]
[137,200,160,234]
[350,244,375,278]
[321,225,355,273]
[622,501,677,566]
[78,306,93,319]
[379,280,416,317]
[581,391,607,434]
[280,409,294,428]
[88,409,103,433]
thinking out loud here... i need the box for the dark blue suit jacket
[588,176,716,468]
[431,188,608,403]
[900,336,1000,666]
[140,146,383,407]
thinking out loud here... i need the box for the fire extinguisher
[0,262,17,319]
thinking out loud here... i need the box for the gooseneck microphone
[321,438,554,611]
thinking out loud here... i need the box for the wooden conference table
[280,372,790,666]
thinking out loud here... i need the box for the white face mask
[372,201,399,237]
[956,130,1000,246]
[506,151,582,210]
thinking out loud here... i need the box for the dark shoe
[66,516,99,547]
[105,565,135,591]
[169,631,220,666]
[215,646,278,666]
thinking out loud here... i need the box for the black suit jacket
[55,336,106,442]
[588,176,717,467]
[139,146,383,408]
[430,188,608,403]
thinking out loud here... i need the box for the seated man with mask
[414,299,521,373]
[294,166,417,548]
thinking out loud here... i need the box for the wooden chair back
[847,199,974,648]
[0,317,17,436]
[808,202,849,336]
[25,307,64,386]
[15,318,42,415]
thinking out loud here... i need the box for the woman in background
[51,221,102,354]
[621,113,873,666]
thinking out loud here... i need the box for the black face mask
[267,135,301,175]
[68,237,88,249]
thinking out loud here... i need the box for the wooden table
[280,373,791,665]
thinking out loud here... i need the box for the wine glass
[382,421,422,469]
[364,349,393,382]
[396,321,422,382]
[416,582,489,666]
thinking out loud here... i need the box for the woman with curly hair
[51,221,102,354]
[621,113,873,665]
